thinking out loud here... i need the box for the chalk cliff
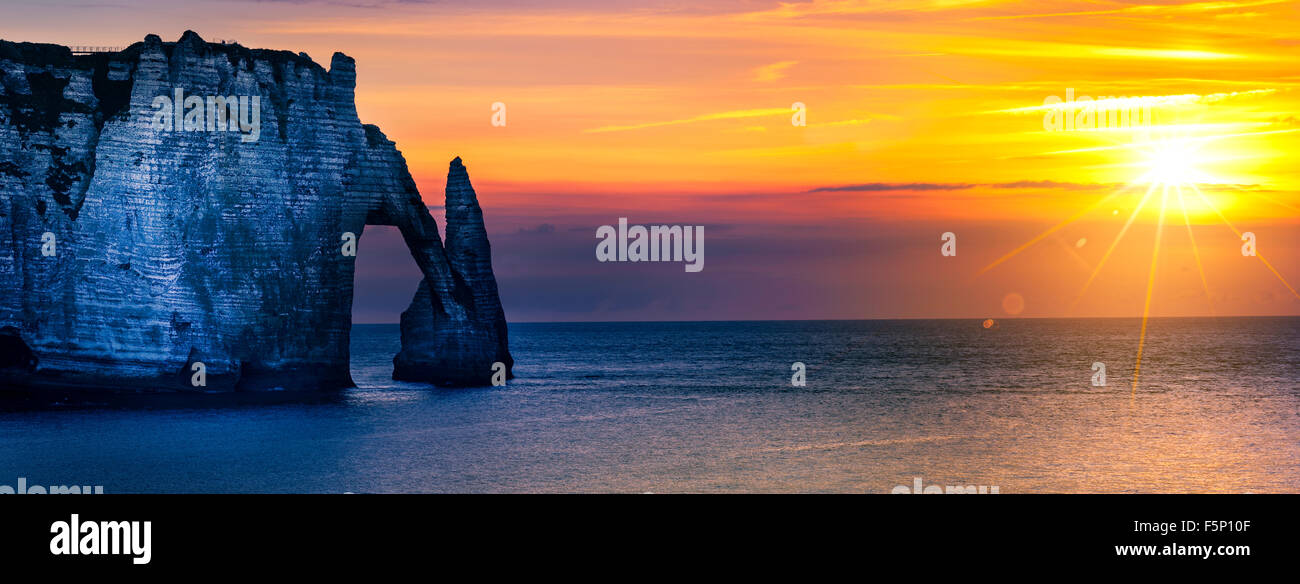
[0,32,512,392]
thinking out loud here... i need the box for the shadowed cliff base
[0,33,512,393]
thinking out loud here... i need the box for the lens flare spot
[1002,293,1025,315]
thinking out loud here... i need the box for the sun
[1138,137,1212,186]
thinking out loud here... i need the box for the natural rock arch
[0,32,511,393]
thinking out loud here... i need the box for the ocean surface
[1,318,1297,493]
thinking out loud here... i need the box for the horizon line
[351,313,1300,326]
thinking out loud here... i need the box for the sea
[1,318,1297,493]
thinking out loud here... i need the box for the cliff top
[0,30,349,75]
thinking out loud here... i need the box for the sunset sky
[5,0,1298,322]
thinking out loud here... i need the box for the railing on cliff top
[69,40,239,55]
[69,46,125,54]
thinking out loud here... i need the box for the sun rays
[1174,185,1214,315]
[1132,184,1169,397]
[1191,184,1300,302]
[976,127,1298,395]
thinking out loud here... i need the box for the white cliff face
[0,32,511,392]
